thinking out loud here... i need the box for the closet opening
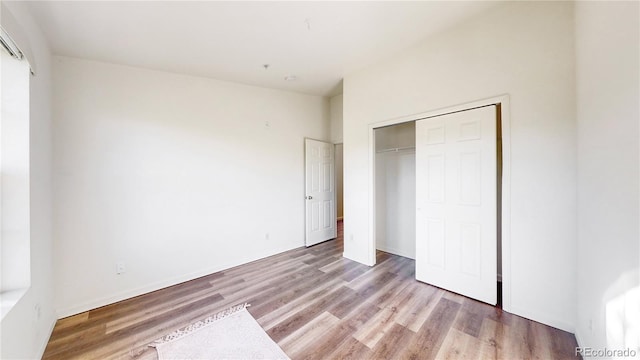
[370,98,508,309]
[374,122,416,260]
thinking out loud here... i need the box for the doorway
[304,138,337,247]
[335,143,344,222]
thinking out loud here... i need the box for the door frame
[367,94,512,313]
[334,143,344,221]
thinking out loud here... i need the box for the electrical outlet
[116,261,126,275]
[265,233,270,240]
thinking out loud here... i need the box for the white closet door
[415,106,497,305]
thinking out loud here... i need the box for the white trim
[335,144,343,224]
[368,120,377,266]
[368,95,510,129]
[574,329,585,350]
[56,243,299,318]
[367,94,512,309]
[36,316,57,359]
[343,250,374,266]
[376,246,415,260]
[499,96,513,314]
[0,287,29,320]
[509,305,575,333]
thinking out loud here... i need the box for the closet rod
[376,146,415,154]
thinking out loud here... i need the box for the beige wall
[330,94,343,144]
[52,57,330,316]
[575,1,639,351]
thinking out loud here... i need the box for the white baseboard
[343,251,374,266]
[56,243,299,318]
[36,315,57,359]
[574,329,585,349]
[375,245,415,260]
[506,304,575,334]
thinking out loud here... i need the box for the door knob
[306,196,313,200]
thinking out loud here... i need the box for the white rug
[150,303,290,360]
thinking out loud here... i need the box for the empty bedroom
[0,1,638,359]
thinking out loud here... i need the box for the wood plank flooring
[43,222,579,359]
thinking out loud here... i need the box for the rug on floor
[150,303,290,360]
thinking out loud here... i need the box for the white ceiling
[27,1,498,97]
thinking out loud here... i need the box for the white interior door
[415,106,497,305]
[305,138,337,247]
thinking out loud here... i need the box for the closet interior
[375,121,416,259]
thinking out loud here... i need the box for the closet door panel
[415,106,497,305]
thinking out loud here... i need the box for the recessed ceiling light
[284,75,297,81]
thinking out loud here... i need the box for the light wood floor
[43,222,579,359]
